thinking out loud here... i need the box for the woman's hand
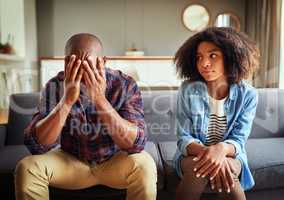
[192,143,227,179]
[210,158,236,193]
[63,55,84,107]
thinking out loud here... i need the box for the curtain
[245,0,282,88]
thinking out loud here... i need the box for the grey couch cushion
[0,145,30,173]
[250,89,284,138]
[144,141,165,190]
[158,141,179,192]
[6,93,39,145]
[142,90,178,143]
[0,124,7,148]
[158,138,284,192]
[247,138,284,190]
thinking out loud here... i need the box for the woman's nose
[201,59,211,68]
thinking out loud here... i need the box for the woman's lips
[202,70,212,74]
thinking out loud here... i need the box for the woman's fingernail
[227,189,230,193]
[193,157,198,161]
[196,174,200,178]
[193,168,197,172]
[218,188,222,193]
[211,185,214,190]
[210,177,213,180]
[201,175,205,178]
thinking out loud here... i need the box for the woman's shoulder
[233,80,258,100]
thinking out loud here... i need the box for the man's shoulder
[106,67,137,87]
[45,71,64,84]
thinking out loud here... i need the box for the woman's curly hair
[174,27,260,84]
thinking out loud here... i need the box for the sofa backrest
[6,93,40,145]
[142,88,284,141]
[250,88,284,138]
[5,88,284,145]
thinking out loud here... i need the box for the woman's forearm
[186,142,207,156]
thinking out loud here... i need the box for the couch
[0,88,284,200]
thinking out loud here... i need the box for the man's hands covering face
[82,56,106,104]
[63,55,106,106]
[63,55,84,106]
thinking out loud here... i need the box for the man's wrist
[92,94,107,105]
[60,98,73,111]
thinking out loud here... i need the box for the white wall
[36,0,245,57]
[23,0,38,92]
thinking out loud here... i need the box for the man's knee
[16,156,35,175]
[15,155,47,179]
[127,151,157,188]
[130,151,157,179]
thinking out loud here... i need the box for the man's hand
[63,55,84,106]
[210,158,236,193]
[82,56,106,104]
[192,143,227,179]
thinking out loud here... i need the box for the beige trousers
[15,149,157,200]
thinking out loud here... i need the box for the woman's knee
[227,158,242,177]
[180,156,196,175]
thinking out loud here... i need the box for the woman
[173,27,260,200]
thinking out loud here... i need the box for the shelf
[40,56,174,61]
[0,53,25,62]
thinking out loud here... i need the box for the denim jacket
[173,80,258,191]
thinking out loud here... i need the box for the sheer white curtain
[280,1,284,89]
[245,0,282,88]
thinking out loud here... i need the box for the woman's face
[196,41,227,83]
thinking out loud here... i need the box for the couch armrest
[144,141,165,190]
[0,124,7,148]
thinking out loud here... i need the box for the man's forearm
[94,97,137,149]
[35,98,72,145]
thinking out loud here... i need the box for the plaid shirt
[24,68,146,164]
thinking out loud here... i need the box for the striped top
[205,95,228,146]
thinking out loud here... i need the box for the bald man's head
[64,33,103,59]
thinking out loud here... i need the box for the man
[15,33,157,200]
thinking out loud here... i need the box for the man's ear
[103,56,107,64]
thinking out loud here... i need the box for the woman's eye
[196,56,202,61]
[210,54,217,59]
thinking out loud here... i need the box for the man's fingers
[65,55,76,79]
[83,71,92,86]
[97,57,105,78]
[75,67,84,82]
[70,60,82,81]
[82,60,96,83]
[87,56,96,72]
